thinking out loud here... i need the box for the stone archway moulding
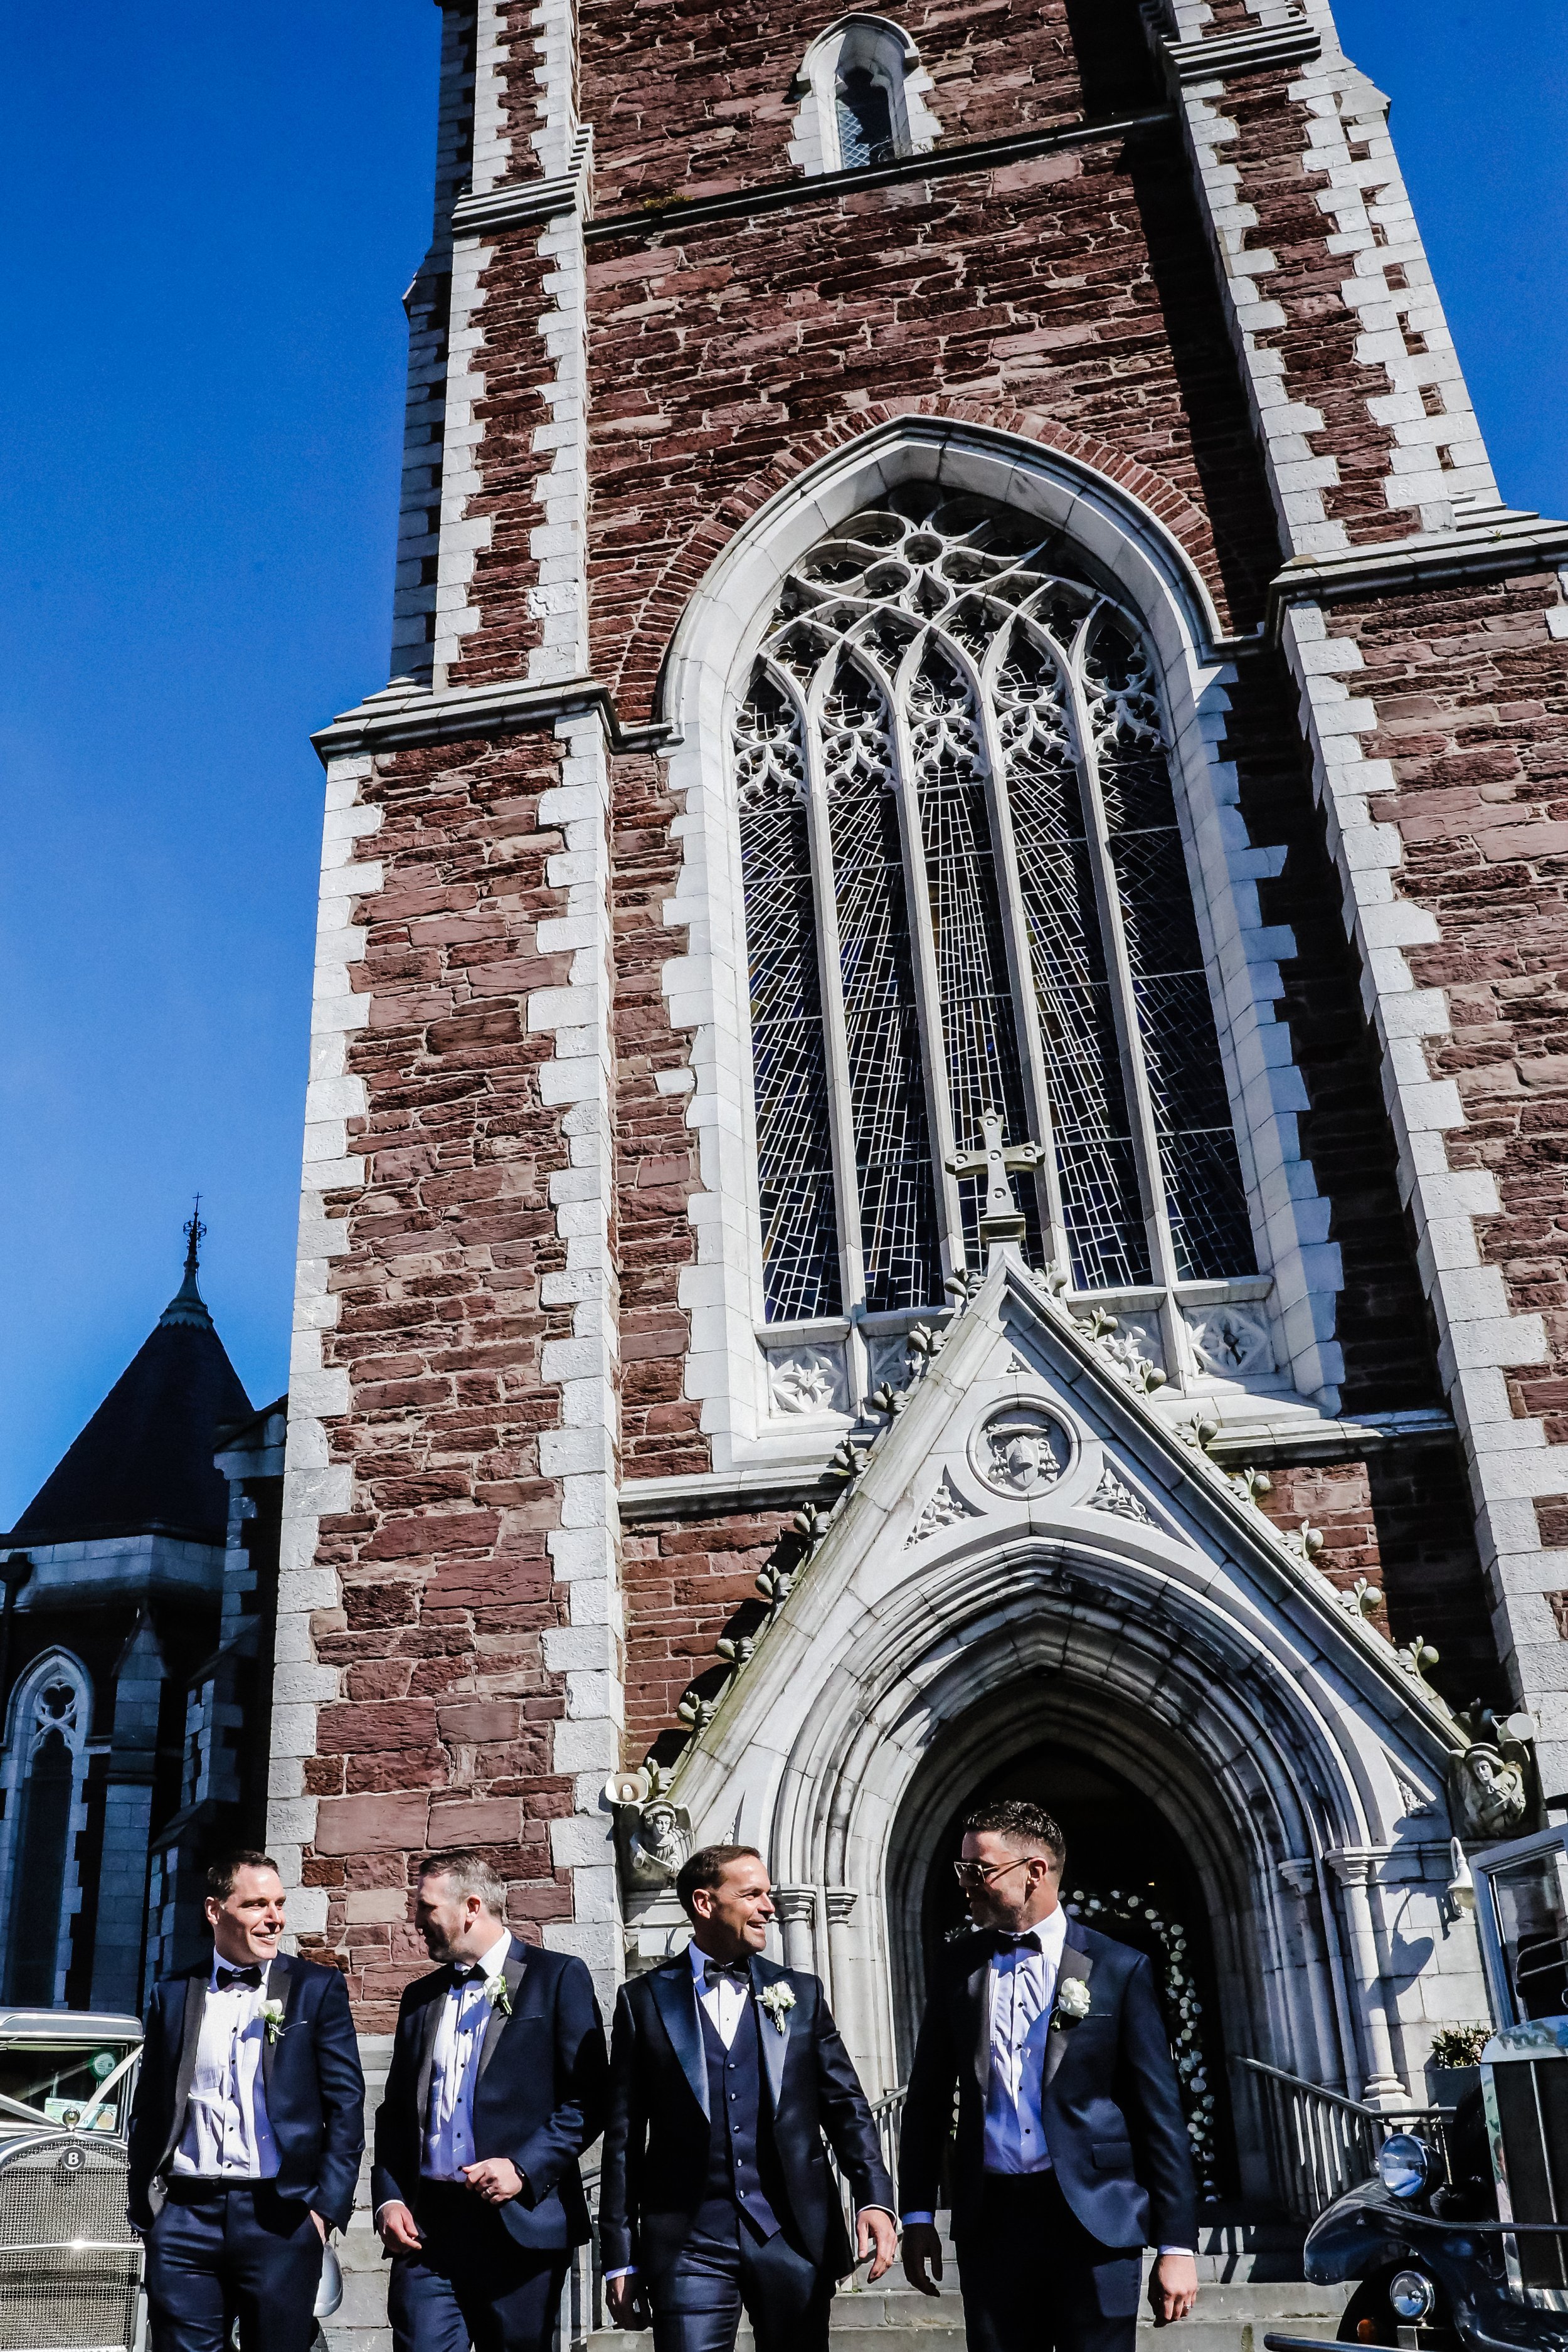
[632,1252,1480,2139]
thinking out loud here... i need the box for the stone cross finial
[945,1112,1044,1249]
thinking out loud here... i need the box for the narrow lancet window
[835,66,896,167]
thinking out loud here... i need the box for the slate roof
[6,1254,253,1549]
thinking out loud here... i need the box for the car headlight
[1389,2270,1435,2322]
[1377,2132,1432,2198]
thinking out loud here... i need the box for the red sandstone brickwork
[623,1509,793,1761]
[582,0,1106,210]
[1352,578,1568,1411]
[583,134,1284,718]
[1213,69,1408,548]
[304,729,586,2020]
[612,751,706,1475]
[1257,1460,1381,1597]
[445,240,554,692]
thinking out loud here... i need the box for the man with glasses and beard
[899,1800,1199,2352]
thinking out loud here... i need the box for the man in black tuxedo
[900,1799,1199,2352]
[600,1843,898,2352]
[127,1849,366,2352]
[372,1848,608,2352]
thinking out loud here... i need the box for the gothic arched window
[733,490,1258,1334]
[1,1653,89,2005]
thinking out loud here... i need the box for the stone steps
[581,2278,1349,2351]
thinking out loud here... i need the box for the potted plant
[1427,2021,1489,2107]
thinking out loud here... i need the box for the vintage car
[1266,1824,1568,2351]
[0,2006,146,2352]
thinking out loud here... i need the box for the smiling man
[899,1800,1199,2352]
[600,1844,897,2352]
[127,1850,365,2352]
[371,1850,607,2352]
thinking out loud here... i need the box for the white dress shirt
[422,1926,512,2183]
[689,1939,750,2047]
[171,1960,280,2180]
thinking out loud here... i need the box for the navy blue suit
[600,1952,894,2352]
[127,1952,366,2352]
[372,1938,607,2352]
[899,1920,1198,2352]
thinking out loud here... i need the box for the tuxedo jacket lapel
[962,1946,991,2097]
[260,1954,300,2098]
[752,1961,790,2114]
[1042,1924,1093,2095]
[650,1962,709,2121]
[415,1971,450,2130]
[477,1946,526,2082]
[164,1973,208,2168]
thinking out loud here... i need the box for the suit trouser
[956,2174,1142,2352]
[388,2185,569,2352]
[649,2209,834,2352]
[144,2180,324,2352]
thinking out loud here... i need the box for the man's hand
[310,2211,328,2243]
[378,2201,423,2253]
[607,2274,650,2330]
[1149,2252,1199,2324]
[463,2157,525,2205]
[857,2207,898,2282]
[902,2220,944,2296]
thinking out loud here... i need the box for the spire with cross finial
[159,1196,215,1331]
[945,1112,1045,1256]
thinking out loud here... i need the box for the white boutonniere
[258,1998,287,2047]
[1052,1976,1091,2028]
[758,1981,796,2035]
[486,1976,512,2018]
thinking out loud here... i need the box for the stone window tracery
[733,489,1259,1364]
[0,1650,90,2006]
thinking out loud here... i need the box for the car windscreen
[0,2042,137,2135]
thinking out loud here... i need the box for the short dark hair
[962,1800,1065,1868]
[206,1850,282,1903]
[674,1844,763,1921]
[418,1850,507,1917]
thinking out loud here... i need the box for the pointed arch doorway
[919,1740,1232,2201]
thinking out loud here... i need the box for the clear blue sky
[1,1,1563,1523]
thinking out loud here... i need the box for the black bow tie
[993,1932,1041,1955]
[215,1965,263,1991]
[702,1957,752,1984]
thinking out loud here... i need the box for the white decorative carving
[867,1334,914,1392]
[1087,1466,1155,1525]
[973,1404,1069,1497]
[1185,1302,1274,1379]
[905,1470,983,1547]
[766,1344,848,1416]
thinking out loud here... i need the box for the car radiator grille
[0,2137,140,2350]
[1495,2057,1568,2293]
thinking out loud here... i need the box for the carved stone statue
[604,1766,693,1892]
[1448,1707,1538,1843]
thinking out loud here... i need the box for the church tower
[279,0,1568,2203]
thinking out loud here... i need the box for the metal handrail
[1234,2056,1454,2227]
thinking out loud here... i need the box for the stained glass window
[731,488,1257,1321]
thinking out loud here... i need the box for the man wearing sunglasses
[899,1799,1198,2352]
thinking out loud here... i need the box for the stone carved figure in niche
[605,1768,693,1892]
[1448,1742,1530,1845]
[975,1404,1068,1497]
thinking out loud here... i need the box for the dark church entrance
[921,1742,1231,2201]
